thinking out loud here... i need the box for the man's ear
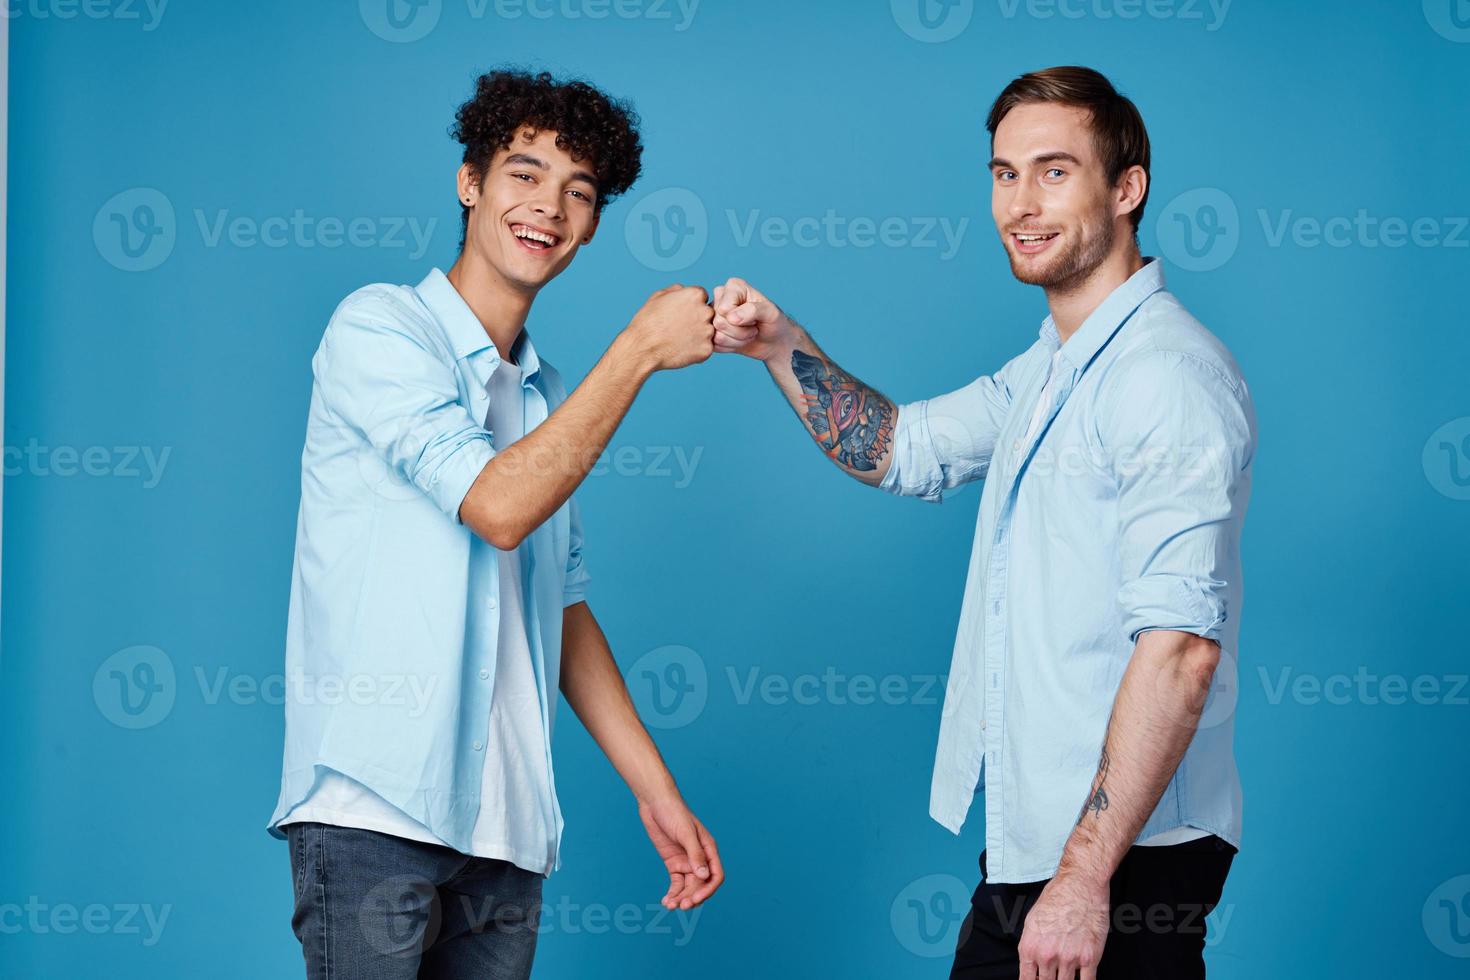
[581,212,600,246]
[1116,164,1147,222]
[456,163,481,207]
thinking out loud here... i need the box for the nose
[1008,178,1040,225]
[529,184,564,223]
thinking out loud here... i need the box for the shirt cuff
[432,436,494,525]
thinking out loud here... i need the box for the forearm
[460,332,654,549]
[1057,629,1221,885]
[761,323,897,487]
[559,601,680,803]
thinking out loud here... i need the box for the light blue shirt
[267,268,589,869]
[881,259,1255,883]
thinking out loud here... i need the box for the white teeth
[1016,233,1056,242]
[512,225,557,245]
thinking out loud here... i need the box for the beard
[1006,217,1116,292]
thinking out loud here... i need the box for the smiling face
[459,127,601,293]
[989,102,1135,292]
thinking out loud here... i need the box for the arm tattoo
[789,349,895,472]
[1078,747,1111,824]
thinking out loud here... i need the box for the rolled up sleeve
[1103,351,1256,644]
[563,496,591,607]
[314,299,494,522]
[879,367,1015,502]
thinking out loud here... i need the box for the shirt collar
[415,267,542,383]
[1037,257,1166,373]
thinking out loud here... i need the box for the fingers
[662,870,685,910]
[712,277,752,317]
[684,821,725,906]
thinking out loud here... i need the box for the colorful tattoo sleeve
[790,349,895,473]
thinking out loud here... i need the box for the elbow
[461,503,528,551]
[483,521,528,552]
[1178,634,1222,697]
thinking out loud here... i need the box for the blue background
[5,0,1470,976]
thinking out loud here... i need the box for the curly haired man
[267,69,724,979]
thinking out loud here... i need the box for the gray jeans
[286,822,543,980]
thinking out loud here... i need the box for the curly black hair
[450,68,643,244]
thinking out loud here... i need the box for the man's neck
[446,250,536,364]
[1046,244,1146,344]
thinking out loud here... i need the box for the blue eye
[1046,168,1065,179]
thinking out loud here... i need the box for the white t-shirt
[1025,345,1209,850]
[278,356,560,874]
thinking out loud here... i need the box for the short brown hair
[986,66,1151,230]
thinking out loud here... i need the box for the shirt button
[473,740,484,752]
[479,669,490,680]
[980,719,987,731]
[486,596,498,610]
[991,601,1001,615]
[1012,439,1021,452]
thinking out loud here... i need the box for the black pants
[950,835,1236,979]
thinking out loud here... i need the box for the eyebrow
[988,151,1083,170]
[503,153,599,190]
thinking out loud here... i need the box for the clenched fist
[622,284,716,372]
[711,277,796,362]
